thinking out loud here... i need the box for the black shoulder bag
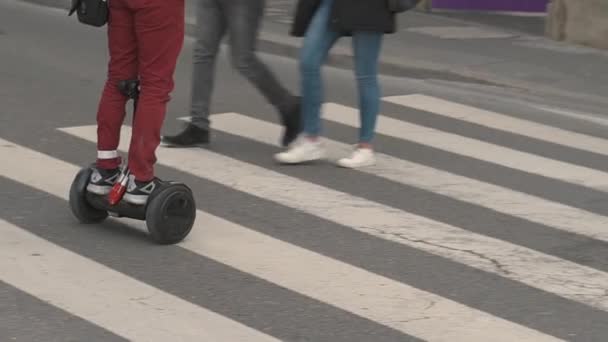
[68,0,109,27]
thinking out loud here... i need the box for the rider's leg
[88,0,138,195]
[123,0,185,205]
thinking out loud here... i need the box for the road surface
[2,1,608,341]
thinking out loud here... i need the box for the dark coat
[290,0,397,37]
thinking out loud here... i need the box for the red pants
[96,0,185,181]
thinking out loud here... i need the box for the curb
[188,14,608,109]
[184,23,494,86]
[188,17,608,108]
[16,0,608,108]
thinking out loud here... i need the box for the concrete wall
[546,0,608,49]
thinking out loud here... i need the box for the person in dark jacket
[275,0,396,168]
[87,0,185,205]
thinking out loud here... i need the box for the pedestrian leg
[160,0,226,147]
[274,0,339,164]
[128,0,185,182]
[336,30,383,169]
[227,0,301,146]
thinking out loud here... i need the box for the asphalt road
[3,1,608,341]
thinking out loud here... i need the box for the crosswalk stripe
[322,103,608,189]
[384,94,608,157]
[0,140,562,341]
[531,104,608,128]
[209,112,608,243]
[59,126,608,313]
[0,222,278,342]
[182,212,559,342]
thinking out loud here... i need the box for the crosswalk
[2,93,608,341]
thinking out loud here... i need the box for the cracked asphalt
[3,1,608,341]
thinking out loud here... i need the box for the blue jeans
[299,0,383,143]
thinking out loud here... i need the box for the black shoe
[87,167,121,195]
[123,176,160,205]
[279,96,302,147]
[161,123,210,147]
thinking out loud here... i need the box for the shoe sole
[160,136,209,148]
[275,151,325,164]
[86,184,112,195]
[336,160,376,168]
[160,141,209,148]
[122,193,149,206]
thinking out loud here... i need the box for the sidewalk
[26,0,608,111]
[254,1,608,109]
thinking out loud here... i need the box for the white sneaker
[274,138,325,164]
[337,147,375,168]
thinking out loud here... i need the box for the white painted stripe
[97,150,118,159]
[531,104,608,128]
[209,112,608,243]
[384,94,608,156]
[0,138,562,342]
[59,126,608,314]
[0,147,278,342]
[322,103,608,189]
[0,227,277,341]
[182,213,561,342]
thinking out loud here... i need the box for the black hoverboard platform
[69,166,196,245]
